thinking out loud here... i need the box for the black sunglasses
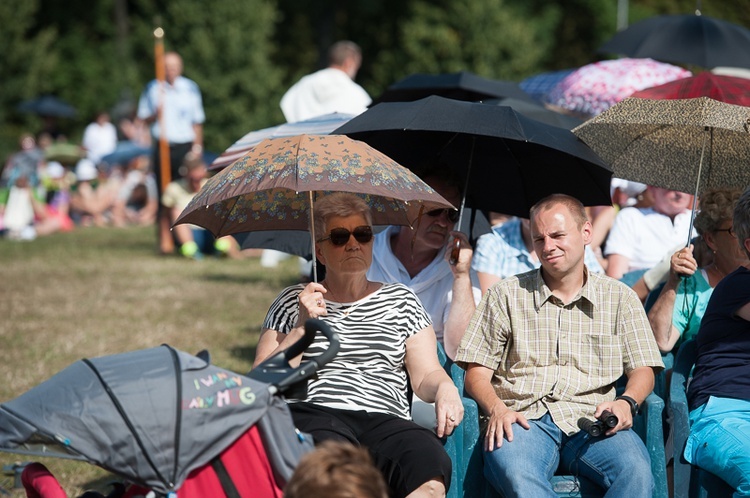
[714,227,736,238]
[317,226,373,246]
[425,208,460,223]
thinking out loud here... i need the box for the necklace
[322,280,375,317]
[711,263,728,282]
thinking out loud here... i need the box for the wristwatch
[616,395,639,417]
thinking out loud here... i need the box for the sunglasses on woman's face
[317,226,373,246]
[425,208,460,223]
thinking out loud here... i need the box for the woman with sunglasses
[648,188,749,353]
[367,174,479,361]
[254,192,464,498]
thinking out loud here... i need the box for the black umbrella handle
[302,319,340,369]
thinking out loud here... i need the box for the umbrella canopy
[372,71,535,105]
[545,58,691,117]
[630,72,750,107]
[210,112,354,171]
[17,96,77,118]
[483,97,584,129]
[100,141,151,169]
[333,95,613,219]
[176,134,452,236]
[176,133,452,281]
[44,143,84,165]
[519,68,576,103]
[599,13,750,70]
[0,345,306,494]
[572,96,750,195]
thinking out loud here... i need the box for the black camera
[577,410,618,437]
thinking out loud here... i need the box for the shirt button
[560,360,567,366]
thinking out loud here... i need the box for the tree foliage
[1,0,748,161]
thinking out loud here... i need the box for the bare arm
[589,205,615,252]
[737,301,750,321]
[465,363,529,451]
[192,124,203,150]
[648,246,697,352]
[605,253,631,280]
[594,366,655,436]
[405,327,464,437]
[253,327,306,368]
[251,282,328,368]
[443,231,476,360]
[478,272,502,295]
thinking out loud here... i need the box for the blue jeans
[483,413,653,498]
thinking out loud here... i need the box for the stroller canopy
[0,345,305,494]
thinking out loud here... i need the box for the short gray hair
[313,193,372,240]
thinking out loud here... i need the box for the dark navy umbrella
[17,95,77,118]
[100,141,151,168]
[372,71,536,105]
[599,13,750,70]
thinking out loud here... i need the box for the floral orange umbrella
[174,134,453,280]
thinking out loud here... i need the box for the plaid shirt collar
[533,265,598,311]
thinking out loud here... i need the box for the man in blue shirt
[138,51,205,254]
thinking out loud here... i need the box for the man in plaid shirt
[456,194,663,497]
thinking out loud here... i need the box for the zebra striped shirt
[263,282,431,419]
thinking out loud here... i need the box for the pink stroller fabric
[21,463,67,498]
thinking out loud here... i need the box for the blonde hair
[529,193,588,229]
[693,188,742,235]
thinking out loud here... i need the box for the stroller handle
[284,319,340,368]
[249,319,340,394]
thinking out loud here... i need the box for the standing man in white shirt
[280,40,371,123]
[137,51,205,254]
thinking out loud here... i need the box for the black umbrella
[483,97,583,130]
[334,95,612,219]
[17,95,77,118]
[372,71,536,105]
[598,13,750,70]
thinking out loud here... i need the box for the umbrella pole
[455,137,475,232]
[154,28,171,193]
[308,191,318,283]
[686,127,709,247]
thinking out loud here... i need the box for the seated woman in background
[684,185,750,495]
[648,188,748,353]
[253,193,463,498]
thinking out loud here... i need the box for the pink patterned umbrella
[546,58,691,117]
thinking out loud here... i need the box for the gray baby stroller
[0,319,339,497]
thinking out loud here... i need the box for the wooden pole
[154,27,171,193]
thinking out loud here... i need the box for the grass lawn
[0,225,300,496]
